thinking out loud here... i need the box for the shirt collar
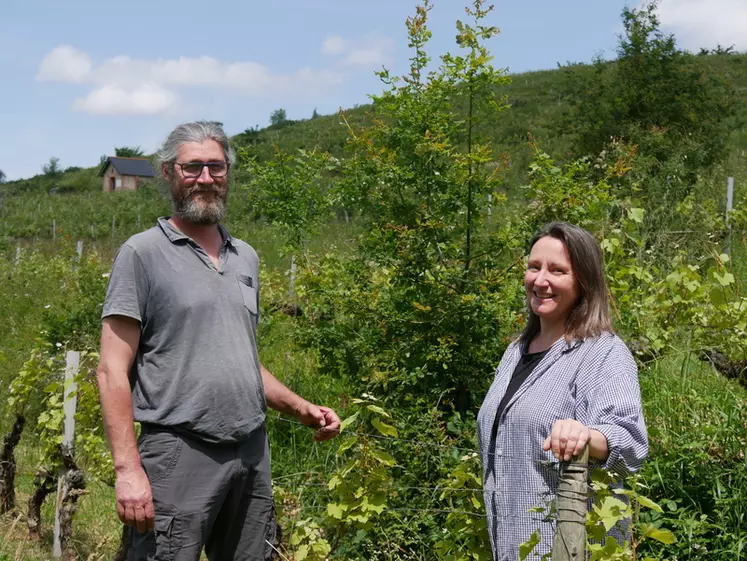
[157,217,189,242]
[157,217,236,249]
[519,335,582,357]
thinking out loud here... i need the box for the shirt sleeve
[576,337,649,475]
[102,244,149,323]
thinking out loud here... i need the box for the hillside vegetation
[2,52,747,224]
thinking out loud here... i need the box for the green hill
[1,52,746,244]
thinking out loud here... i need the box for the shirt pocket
[236,274,258,315]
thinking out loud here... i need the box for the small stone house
[99,157,156,192]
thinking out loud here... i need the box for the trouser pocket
[128,506,178,561]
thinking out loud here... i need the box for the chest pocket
[236,274,258,315]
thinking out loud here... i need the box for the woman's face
[525,236,580,328]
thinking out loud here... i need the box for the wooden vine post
[552,445,590,561]
[52,350,87,560]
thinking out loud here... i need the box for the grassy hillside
[2,52,746,213]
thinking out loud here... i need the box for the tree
[560,1,736,228]
[42,157,61,176]
[0,169,6,184]
[304,0,516,411]
[269,108,288,126]
[114,146,145,158]
[311,108,320,120]
[563,2,735,172]
[244,148,335,255]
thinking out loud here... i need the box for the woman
[477,222,648,560]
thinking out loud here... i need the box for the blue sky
[1,0,742,181]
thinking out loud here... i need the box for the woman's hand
[543,419,591,461]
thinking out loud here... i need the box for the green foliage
[288,517,332,560]
[587,471,675,560]
[0,169,6,184]
[114,146,145,158]
[326,394,395,531]
[54,167,100,193]
[42,156,61,177]
[241,147,338,255]
[272,485,333,561]
[7,341,110,483]
[40,252,109,350]
[270,108,288,127]
[560,2,737,230]
[7,344,56,417]
[304,0,520,410]
[435,452,492,560]
[518,470,676,561]
[638,356,747,560]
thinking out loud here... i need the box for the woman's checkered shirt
[477,332,648,561]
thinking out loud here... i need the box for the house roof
[99,157,156,178]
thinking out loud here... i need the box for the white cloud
[322,35,347,56]
[73,85,178,115]
[343,46,392,68]
[325,35,395,68]
[36,45,92,83]
[657,0,747,51]
[37,47,348,115]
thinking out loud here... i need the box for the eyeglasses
[174,161,230,178]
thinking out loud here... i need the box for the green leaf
[372,417,398,437]
[714,271,735,287]
[628,207,645,223]
[327,474,342,490]
[519,530,540,560]
[340,411,359,431]
[643,525,676,544]
[594,496,629,531]
[710,286,726,306]
[366,404,391,418]
[636,495,663,512]
[327,503,346,519]
[295,544,309,561]
[336,436,357,456]
[370,448,397,466]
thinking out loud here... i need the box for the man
[97,121,340,561]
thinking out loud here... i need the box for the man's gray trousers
[128,424,275,561]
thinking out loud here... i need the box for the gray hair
[155,121,236,171]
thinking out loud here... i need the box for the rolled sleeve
[102,244,149,323]
[578,340,648,474]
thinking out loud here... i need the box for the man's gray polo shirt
[102,217,266,443]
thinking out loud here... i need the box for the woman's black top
[488,348,549,457]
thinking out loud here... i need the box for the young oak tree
[305,0,523,411]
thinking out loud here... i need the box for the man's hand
[543,419,591,461]
[293,401,342,442]
[115,466,155,534]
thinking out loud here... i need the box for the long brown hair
[519,222,612,346]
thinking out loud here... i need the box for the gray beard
[173,196,226,225]
[171,186,228,225]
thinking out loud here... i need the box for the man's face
[166,140,229,225]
